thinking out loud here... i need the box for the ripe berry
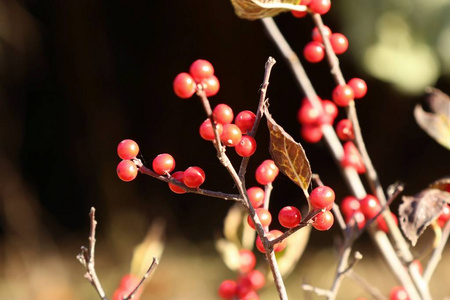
[119,274,140,291]
[117,139,139,160]
[321,100,338,124]
[218,280,238,299]
[255,160,279,185]
[312,211,334,231]
[291,10,308,18]
[312,25,332,43]
[213,104,234,125]
[247,208,272,230]
[340,196,360,217]
[346,210,366,230]
[117,160,138,182]
[199,119,223,141]
[410,260,423,275]
[309,186,335,209]
[332,84,354,107]
[183,166,205,188]
[330,33,349,55]
[278,206,302,228]
[245,270,265,290]
[390,286,410,300]
[376,212,398,233]
[297,100,321,125]
[301,124,323,143]
[202,75,220,97]
[247,187,265,208]
[235,136,257,157]
[303,41,325,63]
[173,72,196,99]
[437,204,450,227]
[256,230,286,253]
[308,0,331,14]
[239,249,256,273]
[189,59,214,82]
[342,141,366,174]
[112,288,129,300]
[336,119,355,141]
[220,124,242,147]
[168,171,186,194]
[152,153,175,175]
[235,110,256,134]
[348,78,367,99]
[360,195,381,220]
[300,0,312,5]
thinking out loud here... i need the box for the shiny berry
[301,124,323,143]
[340,196,360,217]
[332,84,354,107]
[202,75,220,97]
[247,208,272,230]
[168,171,186,194]
[112,289,129,300]
[342,141,366,173]
[247,187,265,208]
[218,280,238,299]
[239,249,256,273]
[256,230,286,253]
[437,204,450,227]
[117,139,139,160]
[220,124,242,147]
[189,59,214,82]
[390,286,410,300]
[173,72,196,99]
[346,210,366,230]
[213,104,234,125]
[376,212,398,233]
[410,260,423,275]
[246,270,265,290]
[297,99,320,125]
[119,274,140,291]
[199,119,223,141]
[278,206,302,228]
[308,0,331,14]
[183,166,205,188]
[336,119,355,141]
[117,160,138,182]
[152,153,175,175]
[255,160,279,185]
[235,135,257,157]
[360,195,381,219]
[330,33,349,55]
[235,110,256,134]
[312,25,332,43]
[312,211,334,231]
[310,186,335,209]
[303,41,325,63]
[321,99,338,124]
[348,78,367,99]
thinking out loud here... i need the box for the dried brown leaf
[429,177,450,195]
[230,0,301,20]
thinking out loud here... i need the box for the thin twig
[347,271,388,300]
[270,209,321,245]
[124,257,159,300]
[423,219,450,282]
[302,284,333,297]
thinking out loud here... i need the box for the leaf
[223,204,245,247]
[429,177,450,195]
[215,238,241,272]
[414,88,450,150]
[399,189,450,246]
[264,104,312,196]
[230,0,303,20]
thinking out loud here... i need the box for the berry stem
[423,219,450,282]
[124,257,159,300]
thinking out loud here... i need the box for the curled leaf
[264,104,312,196]
[414,88,450,150]
[429,177,450,194]
[230,0,303,20]
[399,189,450,246]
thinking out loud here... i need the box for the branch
[347,271,388,300]
[124,257,159,300]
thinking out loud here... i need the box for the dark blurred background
[0,0,449,299]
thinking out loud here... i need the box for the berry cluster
[303,25,348,64]
[218,250,265,300]
[116,139,140,182]
[112,274,142,300]
[310,186,335,230]
[291,0,331,18]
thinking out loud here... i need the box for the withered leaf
[429,177,450,195]
[276,225,311,278]
[264,104,311,196]
[414,88,450,150]
[230,0,301,20]
[399,189,450,246]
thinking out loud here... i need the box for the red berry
[437,204,450,227]
[256,230,286,253]
[218,280,238,299]
[291,10,308,18]
[255,160,279,185]
[297,99,321,125]
[238,288,260,300]
[112,288,129,300]
[312,211,334,231]
[117,160,138,182]
[220,124,242,147]
[246,270,265,290]
[301,124,323,143]
[239,249,256,273]
[189,59,214,82]
[199,119,223,141]
[340,196,360,217]
[348,78,367,99]
[390,286,410,300]
[278,206,302,228]
[183,166,205,188]
[321,99,338,124]
[312,25,332,43]
[247,208,272,230]
[308,0,331,14]
[152,153,175,175]
[342,141,366,174]
[330,33,348,55]
[336,119,355,141]
[235,136,257,157]
[310,186,335,209]
[202,75,220,97]
[173,72,196,99]
[168,171,186,194]
[332,84,354,107]
[303,41,325,63]
[117,139,139,160]
[235,110,256,134]
[346,210,366,230]
[300,0,312,4]
[410,260,423,275]
[119,274,140,291]
[376,212,398,233]
[360,195,381,220]
[213,104,234,125]
[247,187,265,208]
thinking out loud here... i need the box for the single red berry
[238,288,260,300]
[336,119,355,141]
[213,103,234,125]
[235,110,256,134]
[303,41,325,63]
[312,25,332,43]
[278,206,302,228]
[297,100,321,125]
[360,195,381,220]
[437,204,450,227]
[320,99,338,124]
[119,274,140,291]
[376,212,398,233]
[340,196,360,217]
[256,230,286,253]
[291,10,308,18]
[173,72,196,99]
[346,210,366,230]
[152,153,175,175]
[168,171,186,194]
[342,141,366,174]
[112,288,129,300]
[235,135,257,157]
[410,260,423,275]
[247,208,272,230]
[247,187,265,208]
[202,75,220,97]
[301,124,323,143]
[220,124,242,147]
[390,286,410,300]
[332,84,354,107]
[308,0,331,14]
[246,270,265,290]
[310,186,335,209]
[183,166,205,188]
[218,280,238,299]
[255,160,279,185]
[330,33,349,55]
[312,211,334,231]
[239,249,256,273]
[199,119,223,141]
[189,59,214,82]
[236,276,253,298]
[348,78,367,99]
[117,139,139,160]
[117,160,138,182]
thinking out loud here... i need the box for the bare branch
[124,257,159,300]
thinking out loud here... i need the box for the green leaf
[264,104,312,196]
